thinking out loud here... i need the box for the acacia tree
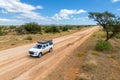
[89,11,120,41]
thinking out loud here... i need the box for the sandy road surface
[0,27,99,80]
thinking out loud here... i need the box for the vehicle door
[45,43,49,52]
[42,44,46,54]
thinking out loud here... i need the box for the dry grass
[0,27,89,50]
[75,73,93,80]
[92,31,106,40]
[91,50,99,55]
[82,54,98,72]
[76,30,120,80]
[76,52,86,57]
[42,30,120,80]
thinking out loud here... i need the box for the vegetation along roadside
[0,23,93,50]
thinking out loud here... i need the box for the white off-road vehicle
[28,40,53,58]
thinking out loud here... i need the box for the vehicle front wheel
[38,53,42,58]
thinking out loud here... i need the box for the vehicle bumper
[29,53,38,57]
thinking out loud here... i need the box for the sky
[0,0,120,25]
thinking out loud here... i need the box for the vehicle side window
[38,45,42,49]
[49,42,53,45]
[43,45,46,48]
[46,43,48,47]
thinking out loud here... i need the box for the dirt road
[0,27,99,80]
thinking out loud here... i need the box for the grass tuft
[91,50,99,55]
[11,42,16,46]
[76,52,86,57]
[25,36,33,40]
[82,60,97,72]
[95,40,112,51]
[75,73,93,80]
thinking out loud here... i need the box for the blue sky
[0,0,120,25]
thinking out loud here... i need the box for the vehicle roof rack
[37,40,52,44]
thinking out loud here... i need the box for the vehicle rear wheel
[38,53,42,58]
[49,48,52,52]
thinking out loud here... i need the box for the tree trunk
[105,31,109,41]
[109,31,116,39]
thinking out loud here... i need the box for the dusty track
[0,27,99,80]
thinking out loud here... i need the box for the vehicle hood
[29,48,41,52]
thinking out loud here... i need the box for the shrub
[44,26,60,33]
[77,26,80,28]
[0,27,4,36]
[44,26,51,33]
[9,25,16,29]
[15,27,26,34]
[25,36,32,40]
[115,33,120,39]
[0,31,3,36]
[22,22,42,34]
[95,40,112,51]
[61,26,69,31]
[52,26,60,33]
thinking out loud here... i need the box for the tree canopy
[89,11,120,41]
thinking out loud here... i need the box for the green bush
[9,25,16,29]
[22,22,42,34]
[44,26,51,33]
[95,40,112,51]
[44,26,60,33]
[52,26,60,33]
[115,33,120,39]
[0,31,3,36]
[61,26,69,31]
[0,27,4,36]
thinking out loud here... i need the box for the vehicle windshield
[33,44,42,49]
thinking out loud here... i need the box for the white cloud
[0,0,36,13]
[52,9,87,21]
[0,18,11,22]
[0,18,23,23]
[18,12,46,20]
[36,5,43,9]
[52,14,62,21]
[0,0,45,20]
[112,0,120,2]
